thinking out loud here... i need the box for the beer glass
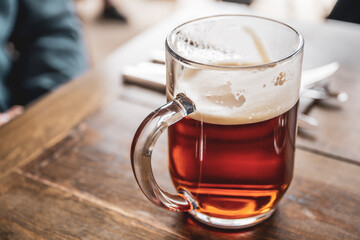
[131,15,304,229]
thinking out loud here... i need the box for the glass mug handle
[131,94,196,211]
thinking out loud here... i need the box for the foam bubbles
[168,58,301,125]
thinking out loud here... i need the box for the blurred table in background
[76,0,177,65]
[77,0,336,65]
[0,1,359,239]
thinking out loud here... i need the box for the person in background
[328,0,360,24]
[0,0,88,126]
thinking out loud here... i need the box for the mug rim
[165,14,304,70]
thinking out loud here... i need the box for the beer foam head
[167,56,302,125]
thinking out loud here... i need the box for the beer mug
[131,15,304,229]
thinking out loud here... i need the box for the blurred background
[75,0,339,66]
[1,0,356,125]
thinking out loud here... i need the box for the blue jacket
[0,0,87,111]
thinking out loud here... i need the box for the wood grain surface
[0,69,105,181]
[15,95,360,240]
[0,3,360,239]
[0,172,180,240]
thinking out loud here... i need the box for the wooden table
[1,3,360,240]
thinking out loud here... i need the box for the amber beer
[168,102,298,219]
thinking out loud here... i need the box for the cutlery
[300,62,339,89]
[301,86,348,102]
